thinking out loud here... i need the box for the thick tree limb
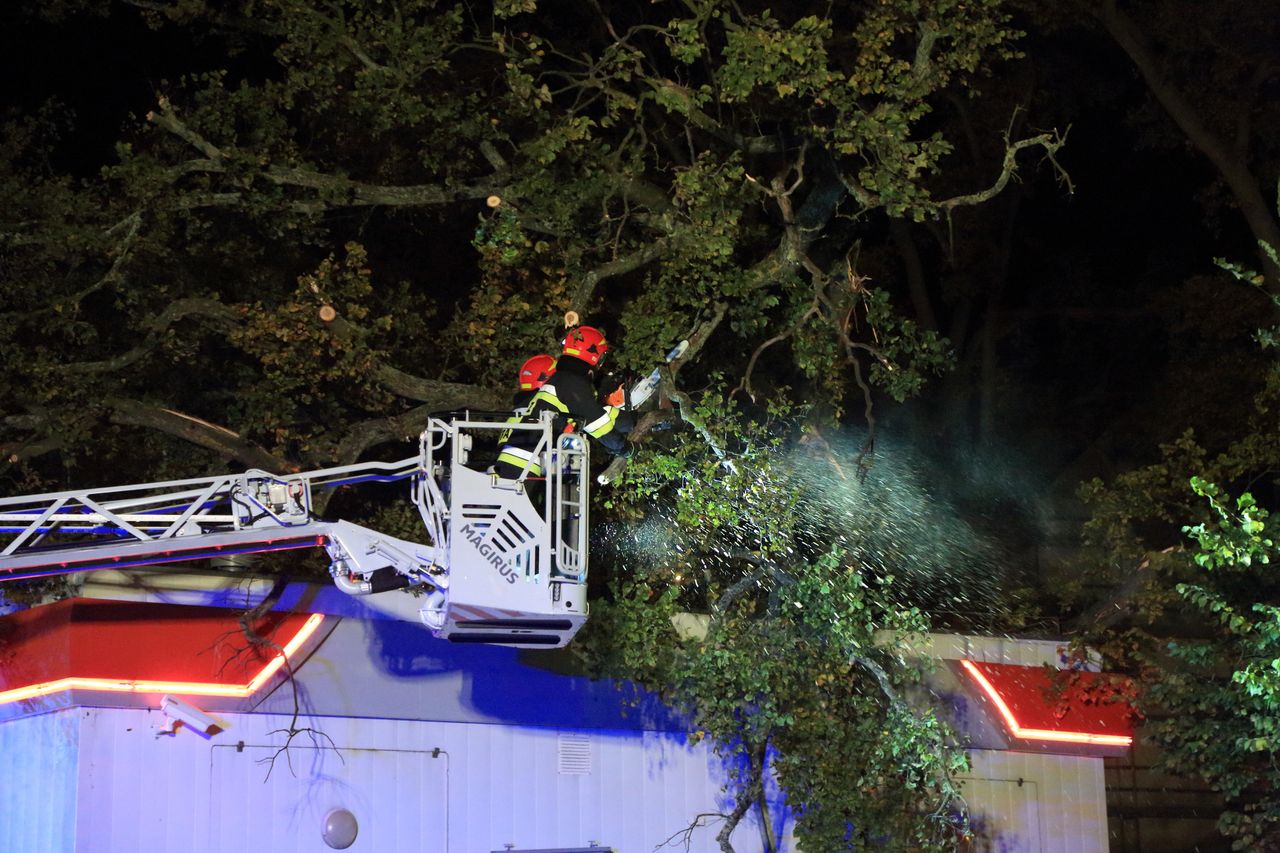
[323,315,505,409]
[371,364,506,410]
[669,300,727,377]
[715,745,766,853]
[331,404,439,466]
[39,299,500,471]
[105,397,288,471]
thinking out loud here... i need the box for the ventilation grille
[558,541,583,576]
[460,503,500,528]
[558,733,591,775]
[512,543,540,577]
[487,507,536,555]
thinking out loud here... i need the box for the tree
[1069,249,1280,849]
[1063,0,1280,291]
[578,396,977,851]
[2,1,1065,848]
[2,0,1063,486]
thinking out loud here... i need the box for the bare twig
[735,303,819,401]
[657,812,731,852]
[215,576,345,782]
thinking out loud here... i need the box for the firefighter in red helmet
[515,354,555,409]
[495,353,556,480]
[494,325,632,481]
[544,325,632,455]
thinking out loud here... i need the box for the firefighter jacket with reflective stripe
[496,355,631,478]
[495,389,545,477]
[530,356,632,453]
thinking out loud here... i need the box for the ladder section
[0,458,421,579]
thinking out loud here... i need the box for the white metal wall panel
[207,742,446,852]
[49,688,1110,853]
[961,776,1043,851]
[964,750,1108,853]
[12,710,1106,853]
[0,709,79,853]
[70,707,767,853]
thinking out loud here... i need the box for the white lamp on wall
[322,808,359,849]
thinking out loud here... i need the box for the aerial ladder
[0,412,591,648]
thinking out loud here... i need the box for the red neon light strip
[0,613,325,706]
[959,659,1133,747]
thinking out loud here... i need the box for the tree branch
[1092,0,1280,288]
[670,300,727,377]
[1,210,144,322]
[658,812,733,853]
[323,315,506,409]
[715,744,766,853]
[735,303,819,401]
[331,403,438,466]
[149,101,505,210]
[568,238,672,315]
[648,78,791,155]
[936,129,1071,211]
[59,298,241,375]
[105,397,288,471]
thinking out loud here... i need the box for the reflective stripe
[496,448,544,477]
[531,386,570,413]
[583,407,619,438]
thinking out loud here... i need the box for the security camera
[160,695,225,737]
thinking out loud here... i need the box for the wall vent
[557,733,591,775]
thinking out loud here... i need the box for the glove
[605,384,625,408]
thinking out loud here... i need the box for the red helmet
[562,325,609,366]
[518,354,556,390]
